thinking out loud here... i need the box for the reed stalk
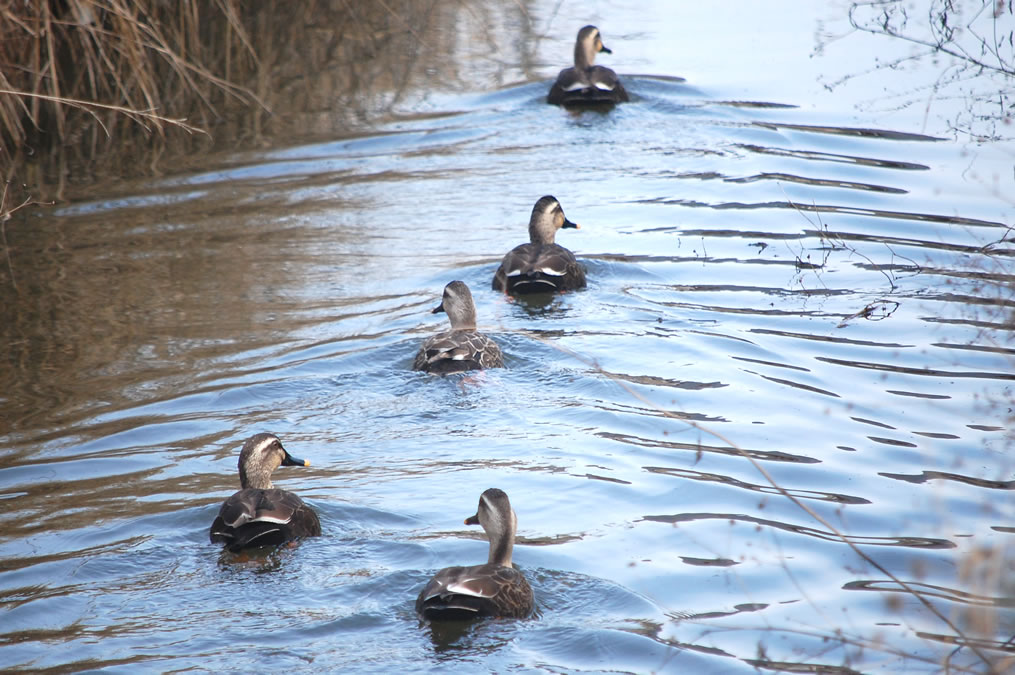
[0,0,262,187]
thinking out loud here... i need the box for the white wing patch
[445,577,497,598]
[594,82,615,91]
[244,528,282,545]
[520,279,559,290]
[252,514,293,525]
[224,514,253,527]
[538,267,565,276]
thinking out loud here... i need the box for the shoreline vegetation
[2,0,262,198]
[0,0,446,202]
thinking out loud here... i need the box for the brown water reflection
[646,199,1008,229]
[843,579,1013,608]
[0,191,321,433]
[2,2,550,436]
[878,471,1015,490]
[734,143,931,171]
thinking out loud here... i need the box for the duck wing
[416,563,534,620]
[548,66,627,105]
[494,243,586,294]
[413,330,503,373]
[588,66,628,101]
[210,488,321,551]
[547,67,584,104]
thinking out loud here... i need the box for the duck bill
[431,300,446,314]
[599,45,612,54]
[464,513,480,525]
[281,450,311,467]
[562,218,580,230]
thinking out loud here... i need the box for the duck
[492,195,586,294]
[209,432,321,552]
[416,488,534,621]
[547,25,629,106]
[413,280,504,374]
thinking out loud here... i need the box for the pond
[1,0,1013,672]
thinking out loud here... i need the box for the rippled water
[2,1,1014,672]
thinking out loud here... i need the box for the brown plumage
[413,281,504,374]
[209,433,321,552]
[548,25,629,106]
[416,488,534,621]
[493,196,587,295]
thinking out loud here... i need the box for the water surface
[2,1,1013,672]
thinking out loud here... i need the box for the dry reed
[0,0,456,198]
[0,0,268,194]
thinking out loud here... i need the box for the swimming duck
[548,25,629,106]
[413,280,504,373]
[416,488,534,620]
[209,433,321,552]
[492,195,586,294]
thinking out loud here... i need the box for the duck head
[528,195,579,245]
[431,280,478,331]
[465,488,518,566]
[237,432,310,490]
[575,25,613,70]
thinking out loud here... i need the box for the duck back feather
[413,281,504,373]
[210,487,321,552]
[416,562,533,620]
[492,242,586,294]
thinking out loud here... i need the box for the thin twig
[539,336,993,668]
[0,89,206,137]
[849,1,1015,76]
[0,182,51,291]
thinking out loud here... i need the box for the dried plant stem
[0,0,264,156]
[0,181,51,290]
[0,89,206,137]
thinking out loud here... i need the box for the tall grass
[0,0,260,150]
[0,0,451,198]
[0,0,268,198]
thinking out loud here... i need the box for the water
[2,1,1014,672]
